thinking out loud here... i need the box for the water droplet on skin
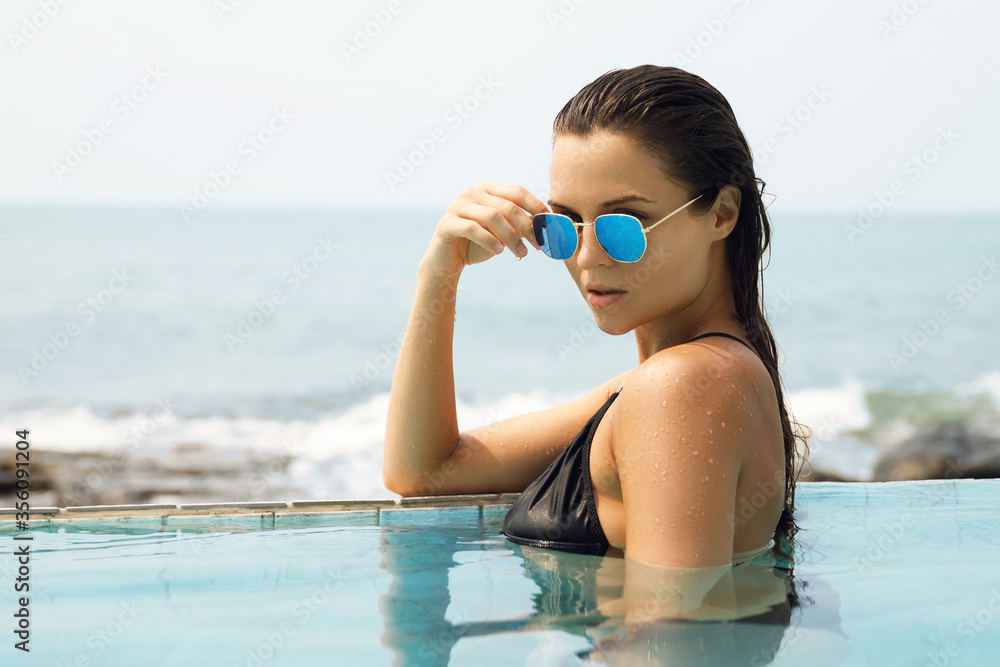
[721,421,726,428]
[708,457,714,463]
[692,451,699,456]
[703,476,710,482]
[706,410,713,415]
[662,400,667,407]
[709,429,714,434]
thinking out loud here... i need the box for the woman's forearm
[382,254,463,495]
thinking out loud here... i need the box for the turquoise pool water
[2,480,999,666]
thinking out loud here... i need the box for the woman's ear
[713,184,741,239]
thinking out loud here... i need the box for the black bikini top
[501,332,755,556]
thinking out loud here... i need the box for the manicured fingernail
[494,242,503,254]
[517,242,526,256]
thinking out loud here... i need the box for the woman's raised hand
[420,181,549,280]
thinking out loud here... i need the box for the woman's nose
[575,222,613,268]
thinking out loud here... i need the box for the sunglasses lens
[595,215,645,262]
[532,214,577,260]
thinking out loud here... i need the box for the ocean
[1,205,997,500]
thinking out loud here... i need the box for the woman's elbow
[382,469,410,496]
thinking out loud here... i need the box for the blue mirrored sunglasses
[531,194,703,263]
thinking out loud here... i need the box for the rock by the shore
[872,421,1000,482]
[837,388,1000,483]
[0,443,304,508]
[795,464,859,483]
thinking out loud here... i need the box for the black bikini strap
[685,331,755,353]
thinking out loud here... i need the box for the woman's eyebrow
[548,194,656,210]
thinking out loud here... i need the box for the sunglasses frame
[532,194,704,263]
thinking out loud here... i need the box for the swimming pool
[2,479,998,666]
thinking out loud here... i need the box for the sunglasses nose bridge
[577,218,616,263]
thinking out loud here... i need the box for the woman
[383,64,807,573]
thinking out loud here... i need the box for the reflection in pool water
[6,480,999,665]
[376,504,827,666]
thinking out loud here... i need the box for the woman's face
[548,130,728,337]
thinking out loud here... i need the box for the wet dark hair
[553,64,809,548]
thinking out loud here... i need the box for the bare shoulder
[611,336,775,460]
[609,337,777,566]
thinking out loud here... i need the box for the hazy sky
[2,0,997,213]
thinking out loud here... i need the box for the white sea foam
[785,378,872,436]
[783,379,878,480]
[954,371,1000,409]
[3,377,996,500]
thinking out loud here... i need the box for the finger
[446,201,507,256]
[474,183,547,252]
[476,181,549,216]
[449,194,527,256]
[463,202,526,257]
[457,216,505,257]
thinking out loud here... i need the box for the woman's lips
[587,289,626,308]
